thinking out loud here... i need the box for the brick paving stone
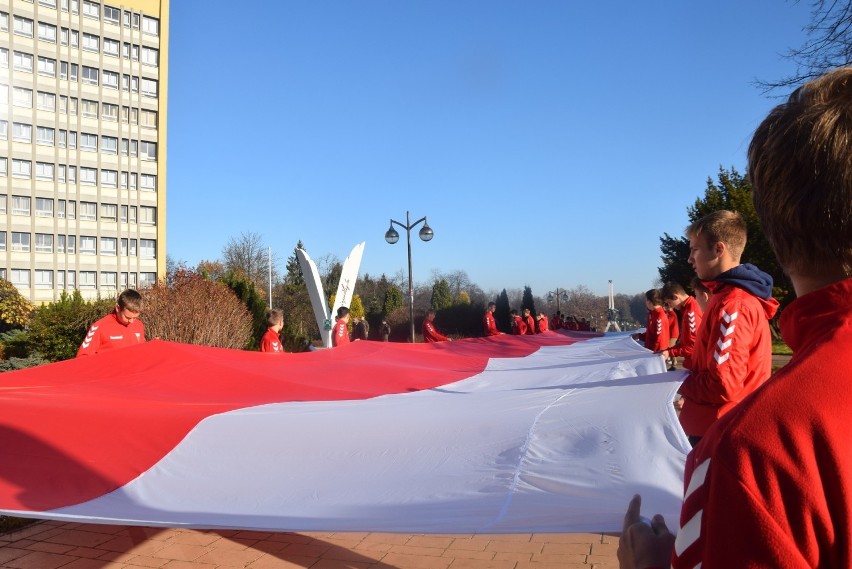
[382,552,453,569]
[246,553,320,568]
[3,550,79,569]
[195,545,265,567]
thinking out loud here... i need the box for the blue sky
[166,1,811,298]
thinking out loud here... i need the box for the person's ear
[714,241,726,258]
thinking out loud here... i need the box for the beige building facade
[0,0,168,302]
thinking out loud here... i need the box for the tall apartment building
[0,0,167,303]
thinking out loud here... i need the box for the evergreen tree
[383,284,404,316]
[496,290,511,333]
[219,270,268,349]
[521,286,536,319]
[26,291,113,362]
[285,240,306,286]
[430,279,453,310]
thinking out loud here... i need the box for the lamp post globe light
[547,288,569,314]
[385,211,433,343]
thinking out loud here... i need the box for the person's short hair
[686,210,747,262]
[691,276,711,296]
[748,67,852,279]
[488,302,497,308]
[337,306,350,318]
[661,281,687,300]
[266,309,283,327]
[510,309,518,316]
[645,288,663,306]
[117,289,143,312]
[426,309,436,317]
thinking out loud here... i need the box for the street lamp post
[547,288,569,314]
[385,211,434,343]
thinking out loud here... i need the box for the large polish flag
[0,331,689,533]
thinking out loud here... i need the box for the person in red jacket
[77,289,146,356]
[660,282,702,370]
[536,312,549,333]
[332,306,351,347]
[522,308,536,335]
[677,211,779,447]
[619,66,852,569]
[260,309,284,353]
[550,311,561,330]
[422,309,451,342]
[483,302,502,336]
[632,289,669,353]
[510,309,527,335]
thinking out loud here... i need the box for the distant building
[1,0,168,302]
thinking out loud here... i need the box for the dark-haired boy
[77,289,146,356]
[260,309,284,353]
[660,282,703,370]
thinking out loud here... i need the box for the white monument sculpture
[296,242,366,348]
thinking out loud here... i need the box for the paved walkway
[0,522,618,568]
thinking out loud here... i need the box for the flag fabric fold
[0,331,689,533]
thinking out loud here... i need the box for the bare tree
[222,231,278,292]
[758,0,852,92]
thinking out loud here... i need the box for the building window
[35,197,54,216]
[57,165,66,182]
[103,5,119,24]
[67,270,76,289]
[129,239,137,256]
[141,15,159,36]
[0,194,5,213]
[103,38,119,57]
[0,11,8,31]
[141,78,158,98]
[11,269,30,288]
[140,141,157,161]
[102,103,118,121]
[0,47,7,68]
[12,196,31,215]
[12,232,31,252]
[140,206,156,225]
[140,109,157,128]
[12,160,32,179]
[14,16,34,37]
[82,0,99,20]
[80,271,96,288]
[82,66,98,85]
[57,234,66,252]
[141,46,158,67]
[140,239,156,259]
[60,27,78,47]
[0,232,5,251]
[66,200,75,219]
[139,273,156,287]
[13,122,32,143]
[100,203,117,220]
[67,165,76,181]
[129,205,137,223]
[80,133,97,152]
[35,270,53,289]
[0,121,6,140]
[37,56,56,76]
[13,87,33,108]
[39,0,58,8]
[101,237,117,256]
[35,162,54,180]
[57,200,66,218]
[103,70,119,89]
[120,238,127,255]
[57,270,65,289]
[13,51,33,73]
[81,99,98,117]
[38,21,57,42]
[66,235,75,253]
[129,173,137,189]
[35,233,53,253]
[79,235,96,255]
[36,127,55,146]
[37,91,56,111]
[101,136,118,155]
[82,32,99,52]
[141,174,156,191]
[101,169,118,187]
[101,271,117,289]
[79,201,96,220]
[0,158,6,177]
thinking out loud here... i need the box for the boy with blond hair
[677,209,779,446]
[620,67,852,569]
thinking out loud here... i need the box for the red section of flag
[0,333,587,512]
